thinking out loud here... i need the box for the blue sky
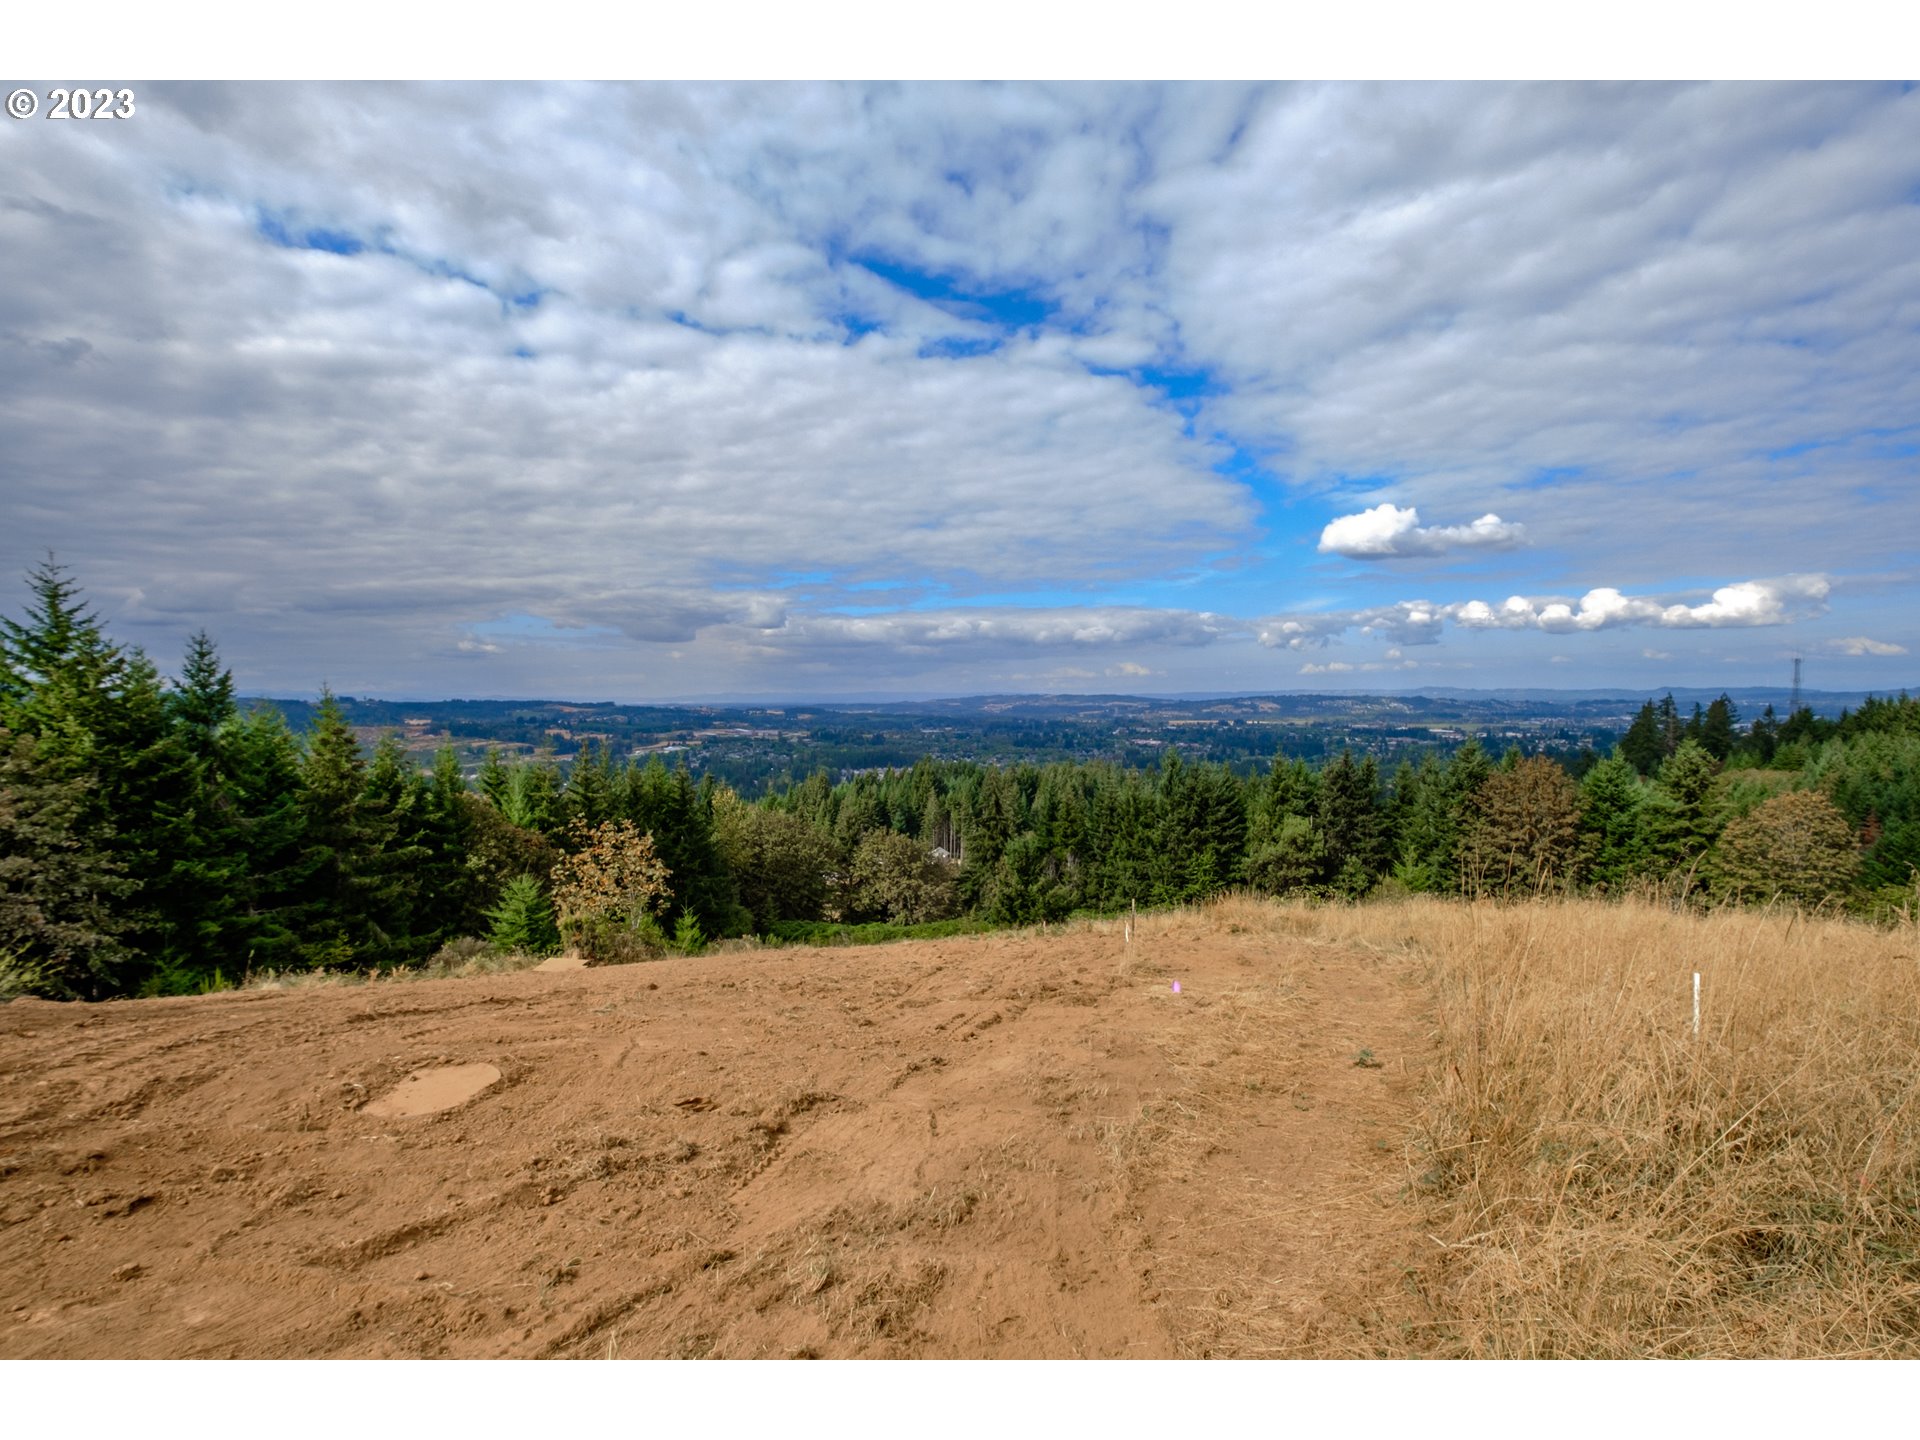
[2,80,1916,699]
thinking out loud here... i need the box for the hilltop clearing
[6,893,1916,1359]
[0,899,1429,1359]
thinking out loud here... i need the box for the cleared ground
[0,900,1431,1359]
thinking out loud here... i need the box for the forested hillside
[3,561,1915,1000]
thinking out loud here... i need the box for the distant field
[2,895,1914,1358]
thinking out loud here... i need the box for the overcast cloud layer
[2,82,1915,699]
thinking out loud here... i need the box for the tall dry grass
[1311,894,1920,1356]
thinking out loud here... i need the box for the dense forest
[3,560,1916,1000]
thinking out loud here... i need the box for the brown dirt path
[0,899,1432,1358]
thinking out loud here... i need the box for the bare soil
[0,904,1432,1358]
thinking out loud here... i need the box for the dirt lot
[0,900,1431,1358]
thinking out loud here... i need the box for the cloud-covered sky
[3,81,1916,699]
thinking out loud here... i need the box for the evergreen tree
[506,740,563,834]
[145,632,250,991]
[293,690,382,967]
[1644,737,1724,879]
[359,732,432,963]
[622,757,737,935]
[1246,814,1328,896]
[1317,749,1384,897]
[1,561,201,988]
[1462,755,1584,896]
[959,766,1020,908]
[1579,754,1648,892]
[476,747,512,810]
[1395,743,1488,893]
[1156,752,1246,902]
[1700,694,1738,762]
[1747,704,1781,765]
[1620,701,1663,777]
[1657,693,1683,759]
[560,741,615,830]
[0,729,134,997]
[221,704,309,971]
[483,873,561,956]
[413,744,477,940]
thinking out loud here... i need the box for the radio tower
[1789,655,1803,715]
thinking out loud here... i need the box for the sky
[3,73,1918,701]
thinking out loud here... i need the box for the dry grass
[241,945,551,991]
[1294,893,1920,1357]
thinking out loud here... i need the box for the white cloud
[1317,503,1525,559]
[1258,574,1831,651]
[1642,648,1673,660]
[1828,635,1908,656]
[754,607,1234,654]
[2,82,1914,698]
[1108,661,1156,677]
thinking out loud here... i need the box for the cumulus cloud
[1452,575,1832,634]
[1318,503,1525,559]
[1259,575,1832,650]
[1828,636,1908,656]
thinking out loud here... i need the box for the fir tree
[1700,694,1738,762]
[0,729,134,997]
[1579,754,1648,892]
[1620,701,1663,777]
[221,704,309,972]
[476,747,512,810]
[1317,749,1384,897]
[484,873,561,956]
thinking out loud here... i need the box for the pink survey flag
[1171,981,1182,994]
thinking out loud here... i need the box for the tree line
[3,560,1915,1000]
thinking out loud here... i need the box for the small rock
[111,1263,142,1282]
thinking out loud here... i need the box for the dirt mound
[0,900,1431,1358]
